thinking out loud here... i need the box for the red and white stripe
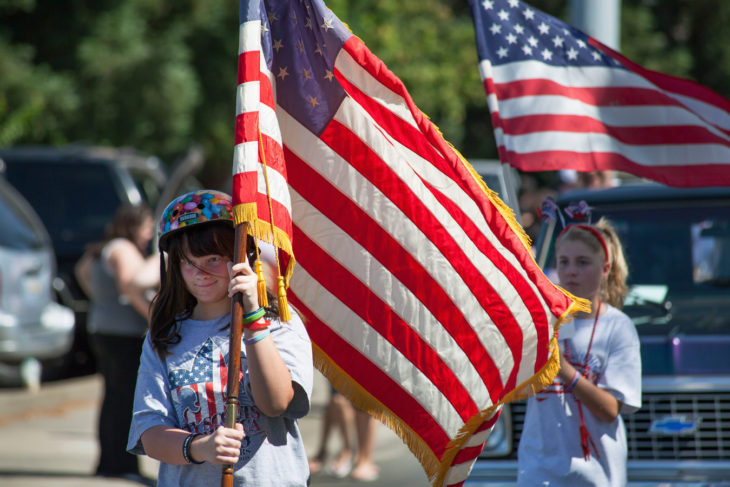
[233,19,293,238]
[277,36,574,486]
[480,46,730,187]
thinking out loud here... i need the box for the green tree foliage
[0,1,729,185]
[1,0,238,185]
[621,0,730,102]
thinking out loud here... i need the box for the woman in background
[76,203,158,485]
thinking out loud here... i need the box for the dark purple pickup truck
[466,183,730,486]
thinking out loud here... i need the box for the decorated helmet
[158,190,233,251]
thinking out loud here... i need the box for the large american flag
[469,0,730,188]
[234,1,582,485]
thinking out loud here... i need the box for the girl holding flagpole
[126,190,313,486]
[517,218,641,486]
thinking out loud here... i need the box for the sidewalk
[0,370,428,486]
[0,375,157,486]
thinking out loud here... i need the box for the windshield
[5,161,126,259]
[600,204,729,326]
[0,180,47,250]
[539,198,730,375]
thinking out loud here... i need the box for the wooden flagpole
[221,222,248,487]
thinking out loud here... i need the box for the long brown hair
[149,222,278,357]
[85,204,153,258]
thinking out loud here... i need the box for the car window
[584,205,730,297]
[5,162,125,257]
[541,200,730,315]
[0,181,47,250]
[541,203,730,309]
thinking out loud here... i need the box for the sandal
[325,451,352,478]
[350,463,380,482]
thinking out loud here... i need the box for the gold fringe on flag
[232,203,295,270]
[232,202,259,228]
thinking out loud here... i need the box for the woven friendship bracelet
[244,328,271,345]
[242,307,266,326]
[182,433,204,464]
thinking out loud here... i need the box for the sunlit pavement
[0,370,428,487]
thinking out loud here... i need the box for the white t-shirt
[127,311,313,486]
[517,305,641,487]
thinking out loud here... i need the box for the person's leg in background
[92,334,143,478]
[324,391,354,477]
[309,386,353,477]
[350,408,379,482]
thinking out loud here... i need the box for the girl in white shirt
[517,218,642,487]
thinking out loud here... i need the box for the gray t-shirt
[87,239,149,337]
[127,311,313,486]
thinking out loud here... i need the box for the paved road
[0,370,429,487]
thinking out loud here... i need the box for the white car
[0,176,74,388]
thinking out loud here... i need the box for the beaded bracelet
[182,433,204,464]
[566,370,581,392]
[242,307,266,326]
[244,328,270,345]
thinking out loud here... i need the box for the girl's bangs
[180,222,234,258]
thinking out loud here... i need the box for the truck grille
[508,401,527,459]
[625,391,730,460]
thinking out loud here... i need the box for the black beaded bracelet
[182,433,204,464]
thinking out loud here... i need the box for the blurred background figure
[350,406,379,481]
[559,169,618,192]
[309,387,353,477]
[75,204,158,485]
[309,387,380,482]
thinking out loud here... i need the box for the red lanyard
[572,297,601,460]
[581,297,601,376]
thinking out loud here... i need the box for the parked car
[0,176,75,387]
[466,183,730,485]
[0,145,202,378]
